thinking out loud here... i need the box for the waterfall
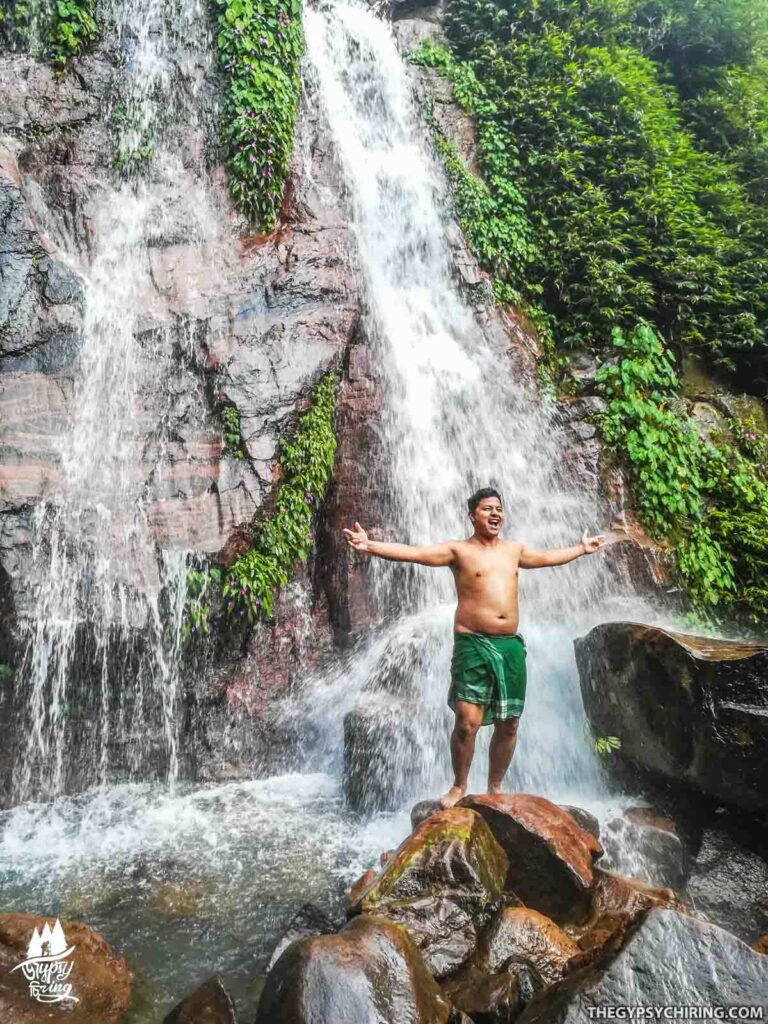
[12,0,218,803]
[299,0,653,808]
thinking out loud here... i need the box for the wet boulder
[686,827,768,942]
[575,622,768,813]
[267,903,338,973]
[518,909,768,1022]
[441,962,537,1024]
[255,914,469,1024]
[566,868,678,961]
[0,912,132,1024]
[458,794,603,921]
[601,813,687,890]
[349,807,508,978]
[411,798,442,831]
[343,696,421,814]
[558,806,599,841]
[163,975,236,1023]
[474,908,581,986]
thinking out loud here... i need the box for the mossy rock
[350,807,508,978]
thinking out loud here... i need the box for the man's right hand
[343,521,369,551]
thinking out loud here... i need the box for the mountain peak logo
[10,918,78,1004]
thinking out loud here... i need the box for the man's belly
[454,599,520,635]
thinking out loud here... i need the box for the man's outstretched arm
[343,522,456,566]
[519,531,605,569]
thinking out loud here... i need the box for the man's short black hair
[467,487,503,514]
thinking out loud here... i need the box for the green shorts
[448,631,527,726]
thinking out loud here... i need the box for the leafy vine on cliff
[211,0,304,230]
[1,0,97,66]
[223,371,339,621]
[598,324,768,622]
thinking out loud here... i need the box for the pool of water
[0,773,411,1021]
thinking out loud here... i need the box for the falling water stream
[1,0,670,1018]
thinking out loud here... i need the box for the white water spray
[301,0,653,808]
[13,0,218,802]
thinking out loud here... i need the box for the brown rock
[441,962,527,1023]
[162,975,236,1023]
[0,912,132,1023]
[459,794,603,921]
[348,868,378,908]
[566,868,678,964]
[474,908,581,986]
[255,914,462,1023]
[752,934,768,955]
[351,807,508,978]
[218,526,252,570]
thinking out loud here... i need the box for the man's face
[470,497,504,538]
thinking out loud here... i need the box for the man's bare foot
[439,785,466,809]
[487,784,504,796]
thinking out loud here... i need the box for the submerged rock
[349,807,508,977]
[267,903,339,973]
[163,975,236,1024]
[0,911,132,1023]
[519,908,768,1022]
[256,914,468,1024]
[575,622,768,813]
[459,794,603,921]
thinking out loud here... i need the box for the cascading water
[1,0,672,1017]
[12,0,218,803]
[298,0,653,809]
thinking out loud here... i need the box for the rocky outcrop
[473,908,580,985]
[518,909,768,1022]
[0,912,132,1023]
[686,827,768,943]
[256,914,469,1024]
[458,794,604,921]
[162,975,236,1024]
[576,622,768,814]
[349,806,508,977]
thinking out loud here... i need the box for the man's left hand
[581,531,606,554]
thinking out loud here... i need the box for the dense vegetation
[211,0,304,230]
[416,0,768,623]
[0,0,97,66]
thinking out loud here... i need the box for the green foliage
[597,324,768,620]
[221,404,245,459]
[593,734,622,757]
[48,0,97,67]
[0,664,13,681]
[440,0,768,385]
[413,43,534,301]
[224,372,339,620]
[181,567,221,645]
[211,0,304,230]
[1,0,96,64]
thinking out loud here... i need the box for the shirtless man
[343,487,605,807]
